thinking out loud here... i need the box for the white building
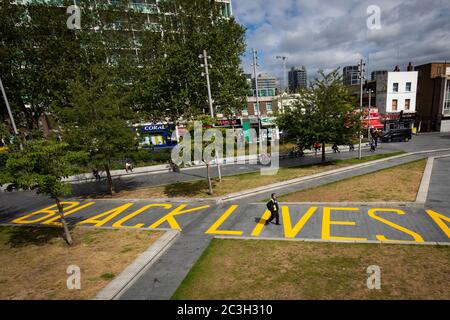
[376,71,418,115]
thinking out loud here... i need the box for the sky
[233,0,450,87]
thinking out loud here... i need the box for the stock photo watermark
[170,121,280,176]
[366,265,381,290]
[367,5,381,30]
[67,5,81,30]
[66,265,81,290]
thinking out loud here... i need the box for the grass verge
[0,226,162,300]
[104,152,404,199]
[279,159,426,202]
[172,238,450,300]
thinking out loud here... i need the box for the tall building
[371,70,387,81]
[251,73,278,97]
[414,62,450,132]
[343,65,360,86]
[288,66,307,92]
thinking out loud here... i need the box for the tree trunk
[55,198,73,246]
[105,164,114,195]
[206,163,213,195]
[321,142,326,163]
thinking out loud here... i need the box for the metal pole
[252,49,262,147]
[358,59,364,160]
[368,90,372,138]
[0,77,19,135]
[200,50,214,117]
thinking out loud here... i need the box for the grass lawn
[0,226,162,300]
[105,152,404,199]
[172,239,450,300]
[279,159,426,203]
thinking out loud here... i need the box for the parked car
[380,128,412,142]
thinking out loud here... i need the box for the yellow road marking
[149,204,210,230]
[205,205,243,235]
[12,202,81,224]
[41,202,95,226]
[250,209,272,237]
[112,204,172,228]
[322,207,368,241]
[78,203,134,227]
[425,209,450,239]
[282,206,317,238]
[368,208,424,242]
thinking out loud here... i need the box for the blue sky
[232,0,450,86]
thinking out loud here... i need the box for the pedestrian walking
[348,143,355,151]
[370,138,377,152]
[332,143,340,153]
[314,142,321,155]
[125,160,133,173]
[92,169,101,181]
[265,193,280,225]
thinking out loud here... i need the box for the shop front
[135,123,177,148]
[380,112,417,132]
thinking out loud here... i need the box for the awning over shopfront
[362,119,384,129]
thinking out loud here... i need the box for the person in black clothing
[265,193,280,225]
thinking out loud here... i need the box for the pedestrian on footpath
[314,142,321,155]
[125,160,133,173]
[348,143,355,151]
[265,193,280,225]
[92,169,101,181]
[370,138,377,152]
[332,143,340,153]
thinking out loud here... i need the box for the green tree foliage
[0,139,88,245]
[277,69,361,162]
[56,65,139,195]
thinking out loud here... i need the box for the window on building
[392,99,398,111]
[266,102,272,113]
[393,83,399,92]
[253,103,260,115]
[242,106,248,115]
[405,99,410,110]
[406,82,411,92]
[444,81,450,115]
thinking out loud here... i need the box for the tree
[277,69,361,163]
[55,65,139,195]
[0,139,88,245]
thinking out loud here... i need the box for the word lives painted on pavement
[8,202,450,243]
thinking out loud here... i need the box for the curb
[260,201,424,208]
[416,154,450,204]
[94,229,180,300]
[213,235,450,246]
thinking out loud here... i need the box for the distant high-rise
[288,66,307,92]
[371,70,387,81]
[343,65,360,86]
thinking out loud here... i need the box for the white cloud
[233,0,450,84]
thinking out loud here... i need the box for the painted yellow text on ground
[149,204,210,230]
[282,206,317,238]
[425,209,450,239]
[78,203,134,227]
[112,204,172,229]
[322,207,368,241]
[206,205,243,235]
[41,202,95,226]
[12,202,82,224]
[368,208,424,242]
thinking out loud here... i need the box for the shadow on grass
[163,179,214,197]
[2,226,65,248]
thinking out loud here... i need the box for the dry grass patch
[0,226,162,300]
[172,239,450,300]
[279,159,426,203]
[107,152,403,199]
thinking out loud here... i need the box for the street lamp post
[199,50,214,117]
[367,89,373,138]
[251,48,262,148]
[0,77,19,136]
[276,55,287,112]
[199,50,221,181]
[358,59,366,160]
